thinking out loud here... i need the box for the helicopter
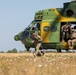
[14,0,76,52]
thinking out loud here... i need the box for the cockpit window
[20,31,29,39]
[36,23,40,30]
[32,23,40,30]
[24,21,41,31]
[25,21,33,30]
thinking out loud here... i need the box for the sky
[0,0,71,52]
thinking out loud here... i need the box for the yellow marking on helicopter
[54,8,76,22]
[41,22,50,43]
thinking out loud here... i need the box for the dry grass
[0,53,76,75]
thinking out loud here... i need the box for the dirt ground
[0,53,76,75]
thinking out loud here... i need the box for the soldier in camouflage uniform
[61,22,72,42]
[32,33,43,57]
[68,28,76,49]
[71,32,76,49]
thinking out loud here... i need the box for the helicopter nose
[14,35,20,41]
[20,31,29,39]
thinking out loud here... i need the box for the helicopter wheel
[26,47,30,51]
[65,49,69,52]
[57,49,61,53]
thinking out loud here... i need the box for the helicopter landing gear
[56,44,62,52]
[57,49,61,52]
[25,47,30,51]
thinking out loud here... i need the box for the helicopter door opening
[60,22,76,42]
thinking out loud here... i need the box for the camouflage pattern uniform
[32,33,42,57]
[61,22,72,42]
[71,30,76,49]
[68,29,76,49]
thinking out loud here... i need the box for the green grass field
[0,53,76,75]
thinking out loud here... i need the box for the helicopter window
[44,26,50,31]
[32,23,40,30]
[25,21,34,30]
[36,23,40,30]
[20,31,29,39]
[51,26,57,32]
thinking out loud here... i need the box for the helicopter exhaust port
[66,9,74,17]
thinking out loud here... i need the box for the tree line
[0,48,27,53]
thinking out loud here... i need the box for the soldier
[61,22,72,42]
[71,29,76,49]
[32,33,43,57]
[68,28,76,49]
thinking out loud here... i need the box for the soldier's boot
[36,50,43,56]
